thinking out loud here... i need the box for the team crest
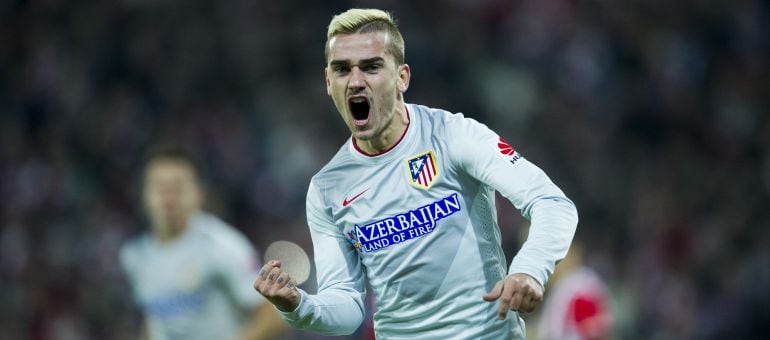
[406,150,439,189]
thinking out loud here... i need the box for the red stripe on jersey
[425,159,434,182]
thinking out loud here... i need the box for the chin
[351,129,376,140]
[161,214,185,226]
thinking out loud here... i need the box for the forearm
[509,196,578,286]
[277,287,365,336]
[287,181,366,335]
[445,114,579,287]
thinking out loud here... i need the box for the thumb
[482,281,504,301]
[267,260,282,268]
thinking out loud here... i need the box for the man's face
[143,160,202,235]
[326,31,410,141]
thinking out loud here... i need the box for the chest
[330,146,469,255]
[132,243,214,305]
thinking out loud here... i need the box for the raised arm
[254,181,366,336]
[447,114,578,317]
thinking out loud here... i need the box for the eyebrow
[329,57,385,68]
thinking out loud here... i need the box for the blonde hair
[325,8,405,65]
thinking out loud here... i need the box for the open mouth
[348,97,370,126]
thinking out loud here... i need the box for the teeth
[351,98,366,103]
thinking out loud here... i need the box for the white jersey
[279,104,578,339]
[120,212,263,340]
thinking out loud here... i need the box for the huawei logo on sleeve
[498,137,522,164]
[498,137,515,156]
[342,188,369,207]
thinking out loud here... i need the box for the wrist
[274,300,299,313]
[271,290,302,313]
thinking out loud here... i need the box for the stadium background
[1,0,768,338]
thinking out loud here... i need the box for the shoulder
[408,103,488,138]
[308,140,357,208]
[409,103,500,162]
[192,212,255,256]
[553,267,610,300]
[312,141,355,187]
[119,233,151,271]
[409,103,461,129]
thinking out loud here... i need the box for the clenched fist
[253,260,301,312]
[482,273,544,319]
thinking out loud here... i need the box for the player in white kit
[120,146,286,340]
[253,9,579,339]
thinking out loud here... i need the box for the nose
[348,67,366,91]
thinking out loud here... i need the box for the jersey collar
[349,104,416,164]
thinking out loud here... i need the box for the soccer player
[536,241,613,340]
[120,145,287,340]
[253,8,579,339]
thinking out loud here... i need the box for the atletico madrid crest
[406,150,439,189]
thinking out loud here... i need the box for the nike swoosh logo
[343,188,369,207]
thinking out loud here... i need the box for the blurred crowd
[1,0,768,339]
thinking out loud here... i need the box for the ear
[325,67,332,96]
[397,64,411,93]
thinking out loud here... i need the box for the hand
[253,260,301,312]
[482,273,544,319]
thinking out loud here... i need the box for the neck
[355,104,409,155]
[152,216,189,243]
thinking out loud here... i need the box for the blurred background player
[119,145,287,340]
[535,240,613,340]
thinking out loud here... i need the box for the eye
[332,65,350,75]
[362,64,382,73]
